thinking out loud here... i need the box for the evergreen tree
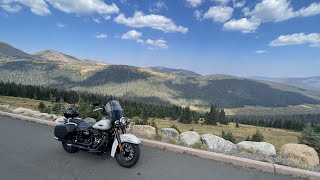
[219,109,228,125]
[205,106,218,125]
[251,129,264,142]
[37,102,46,113]
[235,122,240,128]
[299,125,320,154]
[179,107,192,124]
[222,131,236,143]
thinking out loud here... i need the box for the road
[0,115,301,180]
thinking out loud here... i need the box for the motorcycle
[54,100,141,168]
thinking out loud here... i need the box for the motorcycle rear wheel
[62,142,79,153]
[115,143,140,168]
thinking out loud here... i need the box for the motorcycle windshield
[105,100,123,112]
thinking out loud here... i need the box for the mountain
[0,41,34,59]
[148,66,202,77]
[1,41,320,108]
[251,76,320,92]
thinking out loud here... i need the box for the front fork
[115,128,123,152]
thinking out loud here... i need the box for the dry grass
[0,96,51,110]
[154,119,300,151]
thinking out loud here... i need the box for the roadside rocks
[201,134,236,152]
[0,104,13,111]
[12,107,38,116]
[236,141,276,157]
[55,116,66,124]
[160,128,179,140]
[32,113,52,119]
[130,125,156,139]
[279,143,319,167]
[179,131,201,146]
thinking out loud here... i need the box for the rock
[179,131,201,146]
[12,107,38,116]
[32,113,51,119]
[130,125,156,139]
[49,114,57,120]
[84,117,97,124]
[0,104,12,111]
[279,143,319,167]
[55,116,66,124]
[160,128,179,140]
[201,134,236,152]
[236,141,276,157]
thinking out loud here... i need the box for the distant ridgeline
[0,81,198,120]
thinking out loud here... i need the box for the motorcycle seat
[76,121,92,131]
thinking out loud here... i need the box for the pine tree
[251,129,264,142]
[179,107,192,124]
[219,109,228,125]
[205,106,218,125]
[299,125,320,154]
[37,102,46,113]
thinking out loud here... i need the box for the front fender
[111,134,141,157]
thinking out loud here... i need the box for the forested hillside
[1,41,320,108]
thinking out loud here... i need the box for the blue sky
[0,0,320,77]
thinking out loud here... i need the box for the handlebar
[93,107,104,112]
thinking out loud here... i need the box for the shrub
[170,124,181,134]
[168,138,177,144]
[37,102,46,113]
[235,122,240,128]
[251,129,264,142]
[154,134,163,141]
[245,135,251,141]
[299,125,320,154]
[150,119,158,132]
[192,142,208,150]
[189,127,194,131]
[222,130,236,143]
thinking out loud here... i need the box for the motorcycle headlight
[120,117,126,125]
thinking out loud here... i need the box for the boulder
[201,134,236,152]
[32,113,51,119]
[279,144,319,167]
[179,131,201,146]
[84,117,97,124]
[160,128,179,140]
[236,141,276,156]
[0,104,12,111]
[12,107,38,116]
[130,125,156,139]
[55,116,66,124]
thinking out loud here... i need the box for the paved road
[0,115,301,180]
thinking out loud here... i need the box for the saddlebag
[54,124,76,139]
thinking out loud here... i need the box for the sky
[0,0,320,77]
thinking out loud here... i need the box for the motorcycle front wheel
[115,142,140,168]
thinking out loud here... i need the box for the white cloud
[255,50,268,54]
[223,18,260,33]
[92,18,101,23]
[248,0,320,22]
[186,0,202,8]
[146,39,168,49]
[45,0,119,16]
[232,0,245,8]
[150,0,168,13]
[114,11,188,34]
[203,6,233,23]
[194,10,202,20]
[269,33,320,48]
[56,22,66,28]
[0,4,21,13]
[95,33,108,39]
[212,0,230,5]
[121,30,142,41]
[0,0,50,16]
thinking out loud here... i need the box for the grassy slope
[0,95,300,150]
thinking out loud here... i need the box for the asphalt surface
[0,115,301,180]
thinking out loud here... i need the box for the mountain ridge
[1,40,320,108]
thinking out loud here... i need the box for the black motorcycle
[54,100,141,168]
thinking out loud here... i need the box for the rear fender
[110,134,141,157]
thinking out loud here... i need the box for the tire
[115,143,140,168]
[62,142,79,153]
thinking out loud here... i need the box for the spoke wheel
[115,143,140,168]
